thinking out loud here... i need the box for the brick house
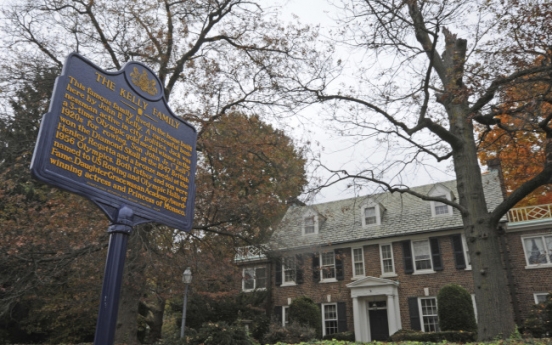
[235,170,552,342]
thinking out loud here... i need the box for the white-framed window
[429,185,453,217]
[522,234,552,267]
[321,251,336,281]
[433,195,449,215]
[302,210,319,235]
[471,294,478,323]
[282,257,296,284]
[380,243,396,276]
[352,247,365,278]
[322,303,338,336]
[242,266,267,291]
[361,201,383,227]
[419,297,439,332]
[412,240,433,272]
[462,234,472,269]
[282,306,290,327]
[534,293,550,304]
[364,207,377,225]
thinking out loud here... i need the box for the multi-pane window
[420,298,439,332]
[304,216,316,234]
[535,293,549,304]
[523,235,552,265]
[283,257,296,283]
[364,207,377,225]
[412,240,432,271]
[462,235,471,267]
[321,252,336,279]
[242,267,267,291]
[433,195,449,215]
[323,304,338,336]
[380,244,395,274]
[352,248,365,277]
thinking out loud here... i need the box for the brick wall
[245,227,552,334]
[505,228,552,322]
[270,231,477,333]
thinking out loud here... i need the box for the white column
[352,297,362,342]
[387,294,397,335]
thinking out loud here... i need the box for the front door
[369,308,389,341]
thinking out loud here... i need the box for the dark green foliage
[189,322,253,345]
[261,321,317,344]
[524,293,552,337]
[167,290,269,341]
[437,283,477,332]
[322,330,355,341]
[0,66,59,175]
[390,328,477,342]
[288,296,322,338]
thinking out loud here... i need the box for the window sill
[242,288,266,292]
[431,213,452,217]
[380,273,398,278]
[351,275,365,281]
[525,264,552,270]
[412,270,436,275]
[320,278,338,283]
[280,282,297,287]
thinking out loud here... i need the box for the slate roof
[269,171,504,251]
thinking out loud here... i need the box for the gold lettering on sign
[48,74,193,217]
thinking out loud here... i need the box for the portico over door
[347,276,401,342]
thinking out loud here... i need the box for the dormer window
[302,210,319,235]
[361,200,384,227]
[429,185,454,217]
[433,195,449,215]
[304,216,316,234]
[364,207,377,225]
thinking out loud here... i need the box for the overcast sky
[265,0,457,205]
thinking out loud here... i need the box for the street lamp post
[180,267,193,339]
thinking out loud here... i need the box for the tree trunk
[114,226,148,345]
[449,102,516,339]
[145,295,166,343]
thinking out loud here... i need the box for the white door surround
[347,276,401,342]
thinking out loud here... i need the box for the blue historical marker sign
[31,53,197,231]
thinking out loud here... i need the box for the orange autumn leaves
[478,56,552,206]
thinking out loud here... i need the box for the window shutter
[402,240,414,274]
[335,249,345,281]
[296,254,304,284]
[451,234,466,269]
[429,237,443,271]
[273,306,283,324]
[408,297,421,331]
[337,301,348,332]
[312,253,320,282]
[275,258,282,286]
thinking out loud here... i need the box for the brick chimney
[487,158,507,199]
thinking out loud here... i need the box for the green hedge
[390,328,477,342]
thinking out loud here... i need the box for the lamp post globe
[180,267,192,339]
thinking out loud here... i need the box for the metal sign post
[94,206,133,344]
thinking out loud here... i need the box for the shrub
[390,328,476,342]
[321,331,355,341]
[524,293,552,338]
[437,283,477,332]
[186,322,254,345]
[288,296,322,338]
[262,321,317,344]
